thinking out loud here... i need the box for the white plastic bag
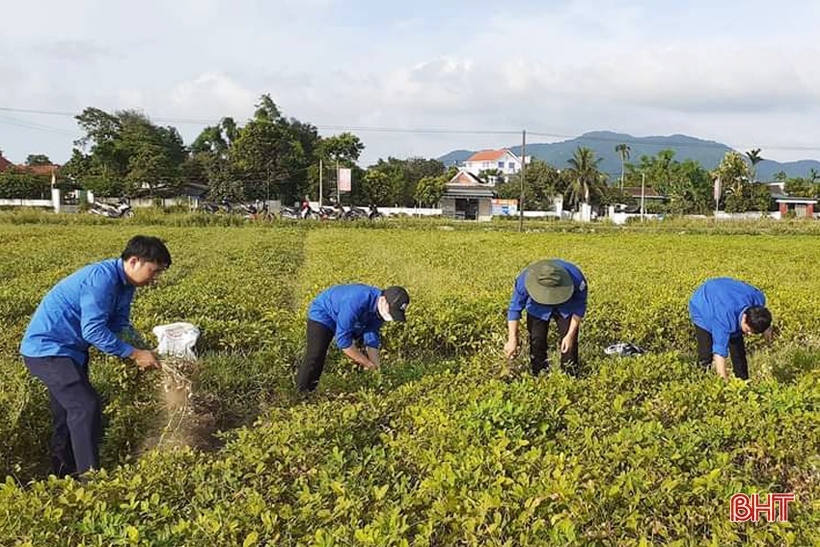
[152,322,200,359]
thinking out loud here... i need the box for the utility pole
[518,129,527,232]
[640,172,646,222]
[336,160,341,205]
[319,158,323,207]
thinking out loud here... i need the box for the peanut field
[1,218,819,546]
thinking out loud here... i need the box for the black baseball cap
[382,286,410,322]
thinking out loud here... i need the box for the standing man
[504,259,588,376]
[20,235,171,477]
[689,277,773,381]
[297,284,410,392]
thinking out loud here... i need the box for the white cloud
[169,72,258,116]
[2,0,820,165]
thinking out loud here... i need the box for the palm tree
[745,148,763,182]
[221,117,238,146]
[615,143,631,190]
[566,146,603,210]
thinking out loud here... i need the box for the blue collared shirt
[21,258,136,365]
[308,284,384,349]
[689,277,766,357]
[507,260,588,321]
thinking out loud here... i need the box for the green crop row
[1,222,819,545]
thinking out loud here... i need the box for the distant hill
[438,149,474,167]
[755,159,820,181]
[439,131,820,181]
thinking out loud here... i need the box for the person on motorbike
[300,196,311,219]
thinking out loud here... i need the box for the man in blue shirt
[297,284,410,392]
[689,277,772,381]
[504,259,588,376]
[21,235,171,477]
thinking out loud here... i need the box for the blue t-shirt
[507,260,588,321]
[21,258,136,365]
[689,277,766,357]
[308,284,384,349]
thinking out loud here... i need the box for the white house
[463,149,524,184]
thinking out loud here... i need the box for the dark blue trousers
[23,355,101,477]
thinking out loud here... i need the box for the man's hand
[560,334,574,354]
[713,354,729,381]
[365,347,381,371]
[504,337,518,359]
[343,346,379,372]
[131,348,160,371]
[562,315,582,355]
[360,360,379,371]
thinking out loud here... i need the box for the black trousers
[297,320,336,392]
[23,355,101,476]
[694,325,749,380]
[527,313,580,377]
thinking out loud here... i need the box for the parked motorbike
[234,202,258,219]
[253,201,272,220]
[200,201,220,214]
[280,205,301,219]
[319,205,345,220]
[368,204,385,220]
[280,205,320,220]
[345,206,369,220]
[88,199,134,218]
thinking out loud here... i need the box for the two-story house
[463,149,523,184]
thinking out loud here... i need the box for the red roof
[448,170,485,187]
[467,149,509,162]
[0,155,60,176]
[12,164,59,176]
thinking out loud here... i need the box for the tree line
[497,146,819,214]
[2,96,819,213]
[1,95,454,207]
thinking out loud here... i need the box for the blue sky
[1,0,819,165]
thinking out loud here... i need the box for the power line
[0,107,522,135]
[2,105,820,153]
[0,106,218,127]
[315,125,521,136]
[0,116,80,138]
[0,107,76,117]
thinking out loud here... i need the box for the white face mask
[378,298,394,321]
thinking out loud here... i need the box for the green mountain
[439,131,820,181]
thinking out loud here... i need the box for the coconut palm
[566,146,603,210]
[745,148,763,182]
[615,143,631,190]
